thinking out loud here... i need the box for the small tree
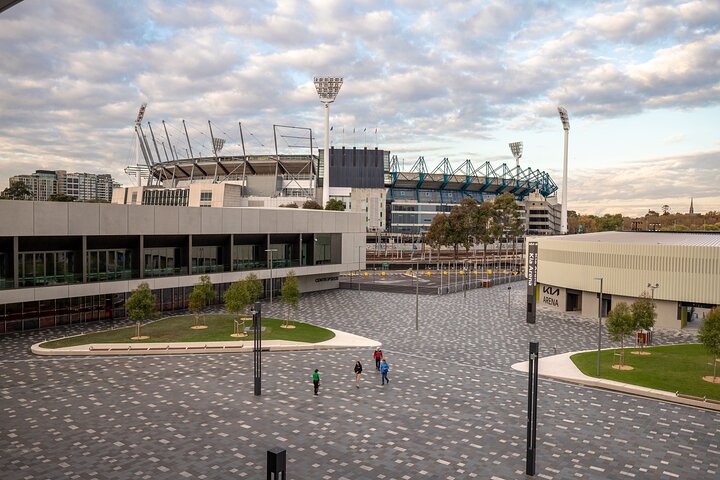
[0,182,33,200]
[698,308,720,382]
[280,270,300,328]
[606,302,635,368]
[245,273,264,303]
[224,280,250,336]
[126,282,157,340]
[325,198,346,211]
[302,199,323,210]
[630,292,656,353]
[188,275,214,328]
[426,214,449,258]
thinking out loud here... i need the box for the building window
[131,192,138,204]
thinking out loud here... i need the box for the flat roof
[542,231,720,247]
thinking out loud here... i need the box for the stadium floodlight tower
[509,141,523,178]
[557,106,570,234]
[314,76,343,207]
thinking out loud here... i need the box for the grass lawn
[40,314,335,349]
[571,344,720,401]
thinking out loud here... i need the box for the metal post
[253,302,262,396]
[508,285,512,319]
[322,104,331,207]
[595,277,603,377]
[463,261,467,299]
[415,268,419,331]
[526,341,540,476]
[267,447,286,480]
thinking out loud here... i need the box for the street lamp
[594,277,603,376]
[265,248,278,305]
[509,141,523,179]
[647,283,659,301]
[314,76,343,207]
[507,285,512,319]
[557,106,570,235]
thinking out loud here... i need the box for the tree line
[425,192,524,260]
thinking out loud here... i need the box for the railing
[87,270,135,282]
[18,274,82,288]
[191,265,225,274]
[143,267,188,278]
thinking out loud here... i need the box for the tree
[475,202,497,272]
[244,273,263,303]
[280,270,300,328]
[646,210,659,217]
[224,280,251,336]
[698,308,720,382]
[0,182,32,200]
[188,275,214,328]
[596,213,624,231]
[325,198,346,211]
[630,292,656,352]
[606,302,635,368]
[126,282,157,340]
[47,194,76,202]
[302,199,323,210]
[279,203,299,208]
[661,205,670,215]
[425,214,449,257]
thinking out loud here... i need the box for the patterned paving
[1,287,718,479]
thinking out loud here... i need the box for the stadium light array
[314,76,343,207]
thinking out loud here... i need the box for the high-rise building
[9,170,117,202]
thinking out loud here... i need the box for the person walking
[312,369,320,396]
[380,359,390,385]
[354,360,363,388]
[373,347,383,371]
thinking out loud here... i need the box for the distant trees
[325,199,346,211]
[423,193,522,260]
[0,182,32,200]
[302,199,323,210]
[48,194,76,202]
[280,203,299,208]
[661,205,671,215]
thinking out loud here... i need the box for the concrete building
[0,201,365,334]
[529,231,720,330]
[10,170,118,202]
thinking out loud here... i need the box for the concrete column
[139,234,145,279]
[81,236,87,283]
[13,236,19,289]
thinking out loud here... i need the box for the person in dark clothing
[373,347,383,371]
[312,369,320,395]
[380,359,390,385]
[354,360,363,388]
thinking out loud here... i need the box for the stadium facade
[113,146,561,238]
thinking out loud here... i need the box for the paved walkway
[511,350,720,412]
[30,328,380,356]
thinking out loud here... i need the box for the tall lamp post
[314,76,343,208]
[594,277,603,376]
[265,248,278,306]
[557,106,570,235]
[509,141,523,179]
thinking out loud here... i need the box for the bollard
[267,447,286,480]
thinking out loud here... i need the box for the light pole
[507,285,512,319]
[265,248,278,305]
[415,266,419,331]
[647,282,659,301]
[557,106,570,235]
[509,141,523,179]
[594,277,603,376]
[314,76,343,207]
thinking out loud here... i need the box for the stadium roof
[546,231,720,247]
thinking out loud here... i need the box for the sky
[1,0,719,216]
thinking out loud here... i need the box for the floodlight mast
[509,141,523,178]
[558,106,570,234]
[314,76,343,207]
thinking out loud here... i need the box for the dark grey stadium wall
[328,147,385,188]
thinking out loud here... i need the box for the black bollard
[267,447,286,480]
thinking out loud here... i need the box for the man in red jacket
[373,347,383,371]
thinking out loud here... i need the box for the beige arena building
[530,231,720,330]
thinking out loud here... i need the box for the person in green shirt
[312,369,320,396]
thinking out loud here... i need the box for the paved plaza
[1,286,719,479]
